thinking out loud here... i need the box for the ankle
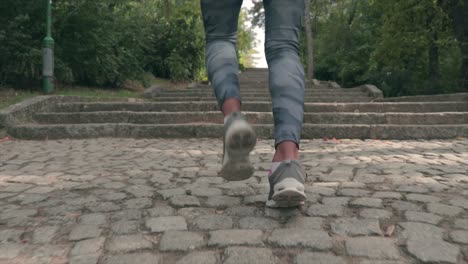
[272,141,299,162]
[222,98,241,117]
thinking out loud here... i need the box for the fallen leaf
[0,136,12,143]
[385,224,395,237]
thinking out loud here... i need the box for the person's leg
[201,0,243,116]
[263,0,305,162]
[201,0,256,181]
[263,0,306,207]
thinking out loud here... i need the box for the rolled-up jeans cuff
[274,125,301,149]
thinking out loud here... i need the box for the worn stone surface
[346,237,400,259]
[268,229,332,250]
[360,209,392,219]
[103,253,159,264]
[450,230,468,244]
[69,225,101,241]
[407,238,460,263]
[404,211,442,225]
[176,251,218,264]
[427,203,463,216]
[146,216,187,232]
[1,138,468,263]
[331,218,382,236]
[223,247,277,264]
[106,235,153,252]
[160,231,205,251]
[70,237,106,256]
[208,229,263,246]
[296,252,347,264]
[239,216,280,229]
[193,215,233,230]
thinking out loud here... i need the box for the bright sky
[242,0,267,68]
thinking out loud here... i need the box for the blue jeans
[201,0,305,148]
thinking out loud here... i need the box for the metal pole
[42,0,54,94]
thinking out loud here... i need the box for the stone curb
[33,112,468,126]
[9,123,468,140]
[0,96,56,129]
[53,101,468,113]
[377,93,468,102]
[360,84,384,99]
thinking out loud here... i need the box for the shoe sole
[221,122,256,181]
[267,178,306,208]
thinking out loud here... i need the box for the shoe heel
[272,178,306,204]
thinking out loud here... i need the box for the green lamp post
[42,0,54,94]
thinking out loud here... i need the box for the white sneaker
[220,112,256,181]
[266,160,307,208]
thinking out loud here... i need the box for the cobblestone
[350,197,383,208]
[223,247,276,264]
[169,195,200,207]
[106,235,153,252]
[1,138,468,263]
[193,215,233,230]
[407,238,460,263]
[450,230,468,244]
[404,211,442,225]
[427,203,463,216]
[205,195,241,209]
[296,252,346,264]
[146,216,187,232]
[268,229,332,249]
[307,204,344,216]
[239,216,280,229]
[176,251,218,264]
[103,253,160,264]
[360,208,392,219]
[346,237,400,259]
[208,229,263,246]
[160,230,205,251]
[331,218,382,236]
[69,225,102,241]
[32,226,59,244]
[70,237,105,256]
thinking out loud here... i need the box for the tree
[304,0,314,80]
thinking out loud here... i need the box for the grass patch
[0,75,196,110]
[0,89,40,110]
[0,86,143,110]
[55,86,141,98]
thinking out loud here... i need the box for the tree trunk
[304,0,314,80]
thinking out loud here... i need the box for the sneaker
[220,112,257,181]
[266,160,307,208]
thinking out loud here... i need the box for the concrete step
[9,123,468,140]
[148,96,373,102]
[164,87,358,93]
[34,111,468,125]
[378,93,468,102]
[156,91,365,97]
[54,101,468,113]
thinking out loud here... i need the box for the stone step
[378,93,468,102]
[34,111,468,125]
[148,96,373,102]
[54,101,468,113]
[156,91,365,97]
[165,87,356,93]
[9,123,468,140]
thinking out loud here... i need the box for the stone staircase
[3,68,468,139]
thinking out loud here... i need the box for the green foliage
[238,10,257,69]
[309,0,466,96]
[0,0,255,88]
[147,0,205,82]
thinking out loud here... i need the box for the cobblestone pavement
[1,138,468,264]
